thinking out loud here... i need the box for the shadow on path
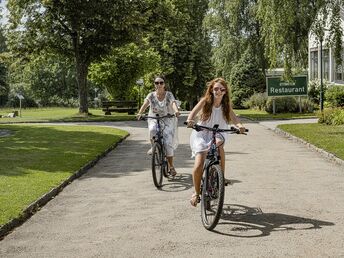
[212,204,334,238]
[159,173,193,192]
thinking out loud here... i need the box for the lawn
[0,107,135,123]
[278,123,344,160]
[235,109,317,120]
[0,124,128,226]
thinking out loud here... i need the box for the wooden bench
[101,100,138,115]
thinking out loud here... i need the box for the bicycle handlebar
[184,122,248,134]
[140,113,175,121]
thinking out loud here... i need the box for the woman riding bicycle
[137,75,180,176]
[186,77,245,206]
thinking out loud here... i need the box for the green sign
[266,75,308,96]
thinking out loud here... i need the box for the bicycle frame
[142,113,175,187]
[185,122,247,230]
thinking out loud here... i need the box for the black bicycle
[185,122,248,230]
[141,113,175,188]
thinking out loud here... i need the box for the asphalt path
[1,115,344,257]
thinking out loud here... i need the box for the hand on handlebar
[186,120,195,128]
[239,126,246,134]
[136,113,143,120]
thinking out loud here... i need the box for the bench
[101,100,138,115]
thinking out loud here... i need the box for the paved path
[1,115,344,257]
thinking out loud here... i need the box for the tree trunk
[72,30,89,115]
[76,59,89,114]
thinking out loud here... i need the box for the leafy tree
[205,0,268,79]
[6,0,153,114]
[257,0,344,77]
[230,48,265,108]
[0,20,8,106]
[89,42,160,101]
[148,0,213,107]
[25,53,77,106]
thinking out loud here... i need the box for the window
[322,49,329,80]
[335,50,344,82]
[310,50,318,79]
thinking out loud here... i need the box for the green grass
[0,107,135,123]
[278,123,344,160]
[0,124,128,226]
[235,109,317,120]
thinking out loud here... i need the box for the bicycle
[185,122,248,230]
[141,113,175,188]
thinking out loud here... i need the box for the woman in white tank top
[186,78,246,207]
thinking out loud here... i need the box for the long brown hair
[200,78,231,123]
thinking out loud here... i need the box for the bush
[324,85,344,107]
[243,92,267,110]
[308,79,330,105]
[265,96,298,113]
[299,98,316,113]
[317,108,344,125]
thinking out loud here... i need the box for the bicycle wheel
[151,142,163,188]
[201,164,225,230]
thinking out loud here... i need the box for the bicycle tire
[151,142,163,188]
[201,164,225,230]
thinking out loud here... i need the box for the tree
[257,0,344,77]
[0,19,8,106]
[147,0,213,107]
[230,47,265,108]
[89,42,160,100]
[6,0,153,114]
[205,0,268,79]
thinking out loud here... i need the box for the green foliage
[308,79,330,105]
[317,108,344,125]
[324,85,344,107]
[0,26,8,106]
[257,0,343,78]
[6,0,154,113]
[148,0,213,105]
[265,97,298,113]
[206,0,268,79]
[230,48,265,108]
[89,43,160,101]
[243,92,268,110]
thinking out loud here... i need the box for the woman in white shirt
[137,75,180,176]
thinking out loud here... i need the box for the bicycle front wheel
[151,142,163,188]
[201,164,225,230]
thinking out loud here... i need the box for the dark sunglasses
[154,81,164,85]
[213,87,226,92]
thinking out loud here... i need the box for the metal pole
[320,38,323,112]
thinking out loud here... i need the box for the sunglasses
[154,81,164,85]
[213,87,226,92]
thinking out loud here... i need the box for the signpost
[266,75,308,114]
[136,79,144,108]
[16,94,24,117]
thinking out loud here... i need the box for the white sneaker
[147,148,152,155]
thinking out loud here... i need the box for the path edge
[273,127,344,168]
[0,133,129,240]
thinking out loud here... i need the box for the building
[308,6,344,85]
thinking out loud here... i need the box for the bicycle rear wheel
[151,142,163,188]
[201,164,225,230]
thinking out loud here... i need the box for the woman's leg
[218,145,225,173]
[192,152,207,195]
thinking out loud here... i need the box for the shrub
[265,96,298,113]
[299,98,316,113]
[243,92,267,110]
[324,85,344,107]
[308,79,330,105]
[317,108,344,125]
